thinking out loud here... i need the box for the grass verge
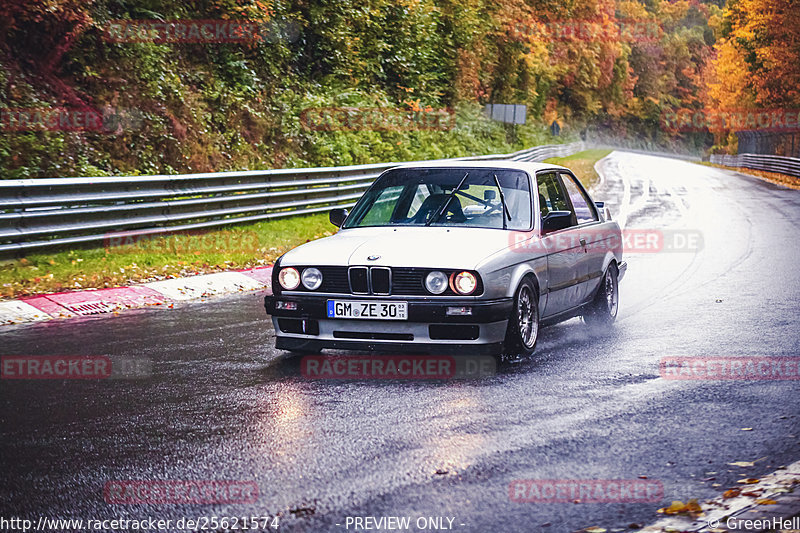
[0,214,335,300]
[543,149,611,191]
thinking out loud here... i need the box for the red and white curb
[0,266,273,326]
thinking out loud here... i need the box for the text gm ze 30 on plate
[264,161,627,357]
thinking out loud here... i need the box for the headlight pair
[425,270,478,295]
[280,266,477,294]
[278,267,323,290]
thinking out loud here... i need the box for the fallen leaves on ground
[657,499,703,517]
[755,498,777,504]
[737,478,760,484]
[741,490,762,497]
[710,164,800,191]
[728,461,755,467]
[722,489,741,498]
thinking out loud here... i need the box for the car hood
[280,226,517,269]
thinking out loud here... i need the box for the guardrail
[0,142,583,256]
[709,153,800,178]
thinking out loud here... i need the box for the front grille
[348,267,369,293]
[371,267,391,295]
[319,266,350,293]
[392,268,427,295]
[348,266,392,294]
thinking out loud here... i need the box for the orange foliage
[706,0,800,108]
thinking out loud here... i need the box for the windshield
[343,168,532,230]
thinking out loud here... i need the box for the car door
[559,172,604,304]
[537,171,585,317]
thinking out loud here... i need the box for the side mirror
[541,210,573,234]
[329,208,349,228]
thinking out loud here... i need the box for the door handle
[580,238,587,247]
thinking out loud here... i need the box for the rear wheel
[502,278,540,359]
[583,264,619,326]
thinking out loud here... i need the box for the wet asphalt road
[1,152,799,533]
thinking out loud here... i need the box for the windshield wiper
[426,172,469,226]
[493,173,512,229]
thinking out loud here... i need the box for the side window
[537,172,570,219]
[560,173,598,224]
[405,184,431,219]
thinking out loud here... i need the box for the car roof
[391,159,568,173]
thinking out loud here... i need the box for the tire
[583,264,619,326]
[502,278,540,358]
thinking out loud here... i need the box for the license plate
[327,300,408,320]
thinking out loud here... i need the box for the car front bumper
[264,294,513,355]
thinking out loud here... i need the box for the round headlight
[425,271,449,294]
[278,267,301,290]
[301,267,323,290]
[452,271,477,295]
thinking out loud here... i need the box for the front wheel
[583,264,619,326]
[502,278,540,358]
